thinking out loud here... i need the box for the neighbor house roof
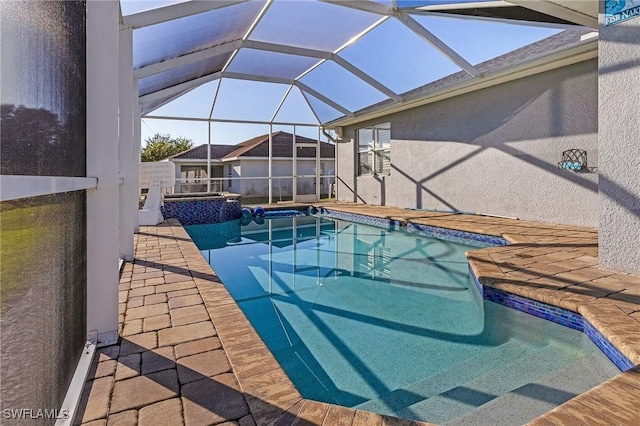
[169,131,335,161]
[169,144,238,160]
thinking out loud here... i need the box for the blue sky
[122,0,565,147]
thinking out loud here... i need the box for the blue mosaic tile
[322,208,400,230]
[161,198,241,225]
[483,285,584,331]
[584,320,634,371]
[408,223,507,248]
[470,268,632,371]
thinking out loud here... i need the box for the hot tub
[161,193,241,225]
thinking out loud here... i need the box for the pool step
[396,342,593,424]
[444,352,620,426]
[354,338,536,414]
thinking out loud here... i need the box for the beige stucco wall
[337,59,599,227]
[598,9,640,274]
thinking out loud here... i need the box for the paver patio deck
[76,202,640,425]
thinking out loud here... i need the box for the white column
[292,127,297,202]
[133,81,141,233]
[268,124,273,204]
[119,27,135,261]
[86,0,120,347]
[316,127,320,201]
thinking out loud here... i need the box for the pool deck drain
[76,202,640,426]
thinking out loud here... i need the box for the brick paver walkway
[76,202,640,425]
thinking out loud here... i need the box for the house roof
[169,131,335,161]
[330,27,595,126]
[169,144,238,160]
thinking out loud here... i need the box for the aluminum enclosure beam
[123,0,249,29]
[295,81,353,117]
[332,55,402,101]
[193,70,354,117]
[415,1,512,11]
[243,39,332,59]
[0,176,98,201]
[142,114,321,127]
[409,10,582,31]
[221,0,273,75]
[395,12,480,78]
[271,85,295,123]
[141,86,201,115]
[135,40,241,78]
[118,27,136,261]
[222,71,293,86]
[321,1,480,77]
[299,90,323,124]
[320,0,392,16]
[242,40,401,100]
[137,38,399,114]
[139,71,222,104]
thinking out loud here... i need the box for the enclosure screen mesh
[0,1,87,422]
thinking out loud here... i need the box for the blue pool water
[185,216,618,424]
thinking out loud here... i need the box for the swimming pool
[186,216,618,424]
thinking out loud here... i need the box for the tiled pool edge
[407,222,507,248]
[321,208,507,247]
[321,208,401,230]
[322,207,633,372]
[470,268,634,372]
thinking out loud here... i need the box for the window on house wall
[181,166,208,182]
[358,122,390,176]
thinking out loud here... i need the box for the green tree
[141,133,193,162]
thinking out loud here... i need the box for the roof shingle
[169,131,335,160]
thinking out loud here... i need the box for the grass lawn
[0,199,65,309]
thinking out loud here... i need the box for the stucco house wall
[337,59,599,227]
[598,11,640,274]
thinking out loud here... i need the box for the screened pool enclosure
[125,0,596,202]
[1,0,611,423]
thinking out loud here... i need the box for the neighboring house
[167,131,336,201]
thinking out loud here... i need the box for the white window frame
[358,122,391,176]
